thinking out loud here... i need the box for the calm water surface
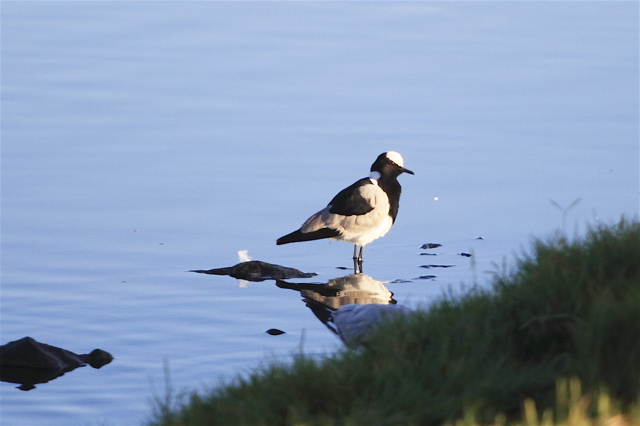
[2,2,638,425]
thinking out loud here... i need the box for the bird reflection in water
[277,273,411,348]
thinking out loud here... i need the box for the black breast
[377,176,401,222]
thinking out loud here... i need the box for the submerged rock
[0,337,113,391]
[191,260,316,282]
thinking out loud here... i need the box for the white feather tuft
[237,250,252,262]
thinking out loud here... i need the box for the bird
[276,151,414,267]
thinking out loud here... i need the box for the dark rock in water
[415,275,437,280]
[0,337,113,391]
[420,243,442,249]
[420,264,454,269]
[265,329,286,335]
[459,252,472,257]
[191,260,316,282]
[0,337,113,370]
[82,349,114,368]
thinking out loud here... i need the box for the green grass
[149,218,640,425]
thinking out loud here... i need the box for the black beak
[402,167,414,175]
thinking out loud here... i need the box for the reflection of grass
[149,219,640,425]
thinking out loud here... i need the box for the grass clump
[150,219,640,425]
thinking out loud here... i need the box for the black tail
[276,228,340,245]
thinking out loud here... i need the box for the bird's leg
[352,245,364,262]
[352,245,364,274]
[354,246,364,274]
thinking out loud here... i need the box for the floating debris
[419,252,437,256]
[265,329,286,336]
[420,243,442,249]
[459,253,472,257]
[476,236,484,240]
[191,261,316,282]
[415,275,437,280]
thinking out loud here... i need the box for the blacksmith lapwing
[276,151,413,267]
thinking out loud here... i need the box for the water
[1,2,638,425]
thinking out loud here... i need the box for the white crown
[385,151,404,168]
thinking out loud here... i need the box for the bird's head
[371,151,414,178]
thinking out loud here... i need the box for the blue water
[2,2,638,425]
